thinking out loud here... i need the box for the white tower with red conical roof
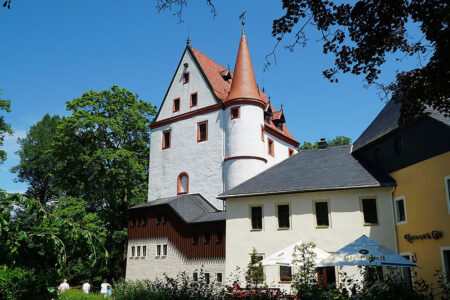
[223,28,267,191]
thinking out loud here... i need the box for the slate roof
[353,100,450,152]
[130,194,226,223]
[218,145,396,199]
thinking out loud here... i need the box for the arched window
[177,172,189,195]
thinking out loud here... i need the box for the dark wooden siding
[353,117,450,174]
[128,205,225,259]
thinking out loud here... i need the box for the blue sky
[0,1,421,193]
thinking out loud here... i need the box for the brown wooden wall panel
[128,205,225,259]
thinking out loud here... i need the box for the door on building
[317,267,336,287]
[401,254,413,288]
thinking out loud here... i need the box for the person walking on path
[82,280,91,294]
[58,279,70,293]
[100,279,111,298]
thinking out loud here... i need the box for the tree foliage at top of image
[11,114,62,204]
[153,0,450,125]
[269,0,450,124]
[0,91,13,165]
[298,135,351,150]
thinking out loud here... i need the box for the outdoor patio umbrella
[318,235,419,268]
[258,240,330,266]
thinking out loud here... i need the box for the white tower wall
[223,104,266,191]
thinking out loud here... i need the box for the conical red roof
[226,30,261,101]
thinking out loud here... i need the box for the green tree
[11,114,62,203]
[246,247,265,286]
[0,91,13,165]
[269,0,449,124]
[52,85,157,279]
[0,191,107,298]
[298,136,351,151]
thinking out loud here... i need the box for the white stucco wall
[156,50,217,121]
[126,238,225,282]
[225,187,396,291]
[148,110,225,209]
[264,131,296,168]
[223,104,266,191]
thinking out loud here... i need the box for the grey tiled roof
[353,100,450,151]
[218,145,396,199]
[130,194,226,223]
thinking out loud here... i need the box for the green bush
[113,272,224,300]
[58,289,105,300]
[0,265,54,300]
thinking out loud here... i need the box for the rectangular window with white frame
[360,197,379,225]
[441,246,450,284]
[163,244,167,256]
[394,196,407,224]
[445,175,450,214]
[156,245,161,256]
[313,200,330,228]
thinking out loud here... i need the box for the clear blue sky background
[0,1,420,193]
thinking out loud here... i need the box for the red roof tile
[189,46,298,145]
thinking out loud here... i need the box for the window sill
[277,227,290,231]
[396,221,407,225]
[250,229,263,232]
[279,281,292,284]
[363,223,379,226]
[315,225,330,229]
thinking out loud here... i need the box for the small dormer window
[190,92,198,107]
[173,98,180,112]
[183,72,190,84]
[277,122,283,131]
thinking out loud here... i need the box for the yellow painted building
[391,151,450,284]
[352,100,450,286]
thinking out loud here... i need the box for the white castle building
[126,28,400,290]
[126,28,298,282]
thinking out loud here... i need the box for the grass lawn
[59,289,106,299]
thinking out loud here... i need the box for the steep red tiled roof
[189,46,231,102]
[272,111,283,120]
[189,45,298,145]
[226,30,261,101]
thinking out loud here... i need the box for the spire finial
[186,25,191,45]
[238,11,247,33]
[281,104,284,111]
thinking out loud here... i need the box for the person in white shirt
[100,279,110,298]
[58,279,70,292]
[82,280,91,294]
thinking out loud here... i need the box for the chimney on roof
[318,138,328,149]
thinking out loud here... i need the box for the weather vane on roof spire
[186,25,191,45]
[239,11,247,31]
